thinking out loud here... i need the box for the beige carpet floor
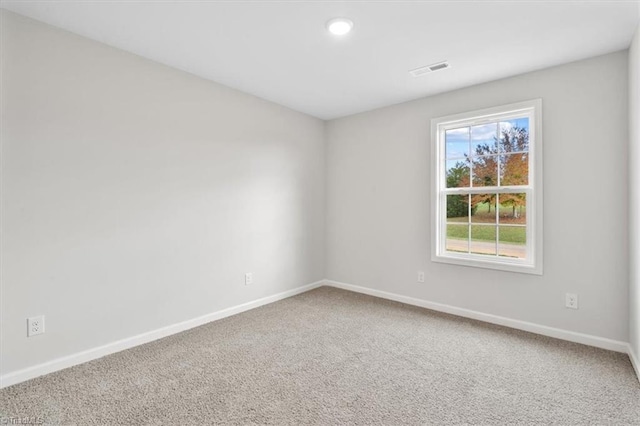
[1,286,639,425]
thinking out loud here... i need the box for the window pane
[471,123,498,156]
[498,193,526,225]
[470,225,497,256]
[446,224,468,253]
[500,152,528,186]
[499,118,529,154]
[446,160,470,188]
[498,226,526,259]
[472,155,498,187]
[470,193,497,223]
[445,127,469,159]
[446,194,469,221]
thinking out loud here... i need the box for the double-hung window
[431,100,542,274]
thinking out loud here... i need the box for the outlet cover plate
[27,315,45,337]
[565,293,578,309]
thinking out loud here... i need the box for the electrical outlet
[565,293,578,310]
[417,271,425,283]
[245,272,253,285]
[27,315,45,337]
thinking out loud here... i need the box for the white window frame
[431,99,543,275]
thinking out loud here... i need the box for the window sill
[431,252,542,275]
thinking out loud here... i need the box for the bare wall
[326,51,629,342]
[0,10,325,376]
[629,21,640,363]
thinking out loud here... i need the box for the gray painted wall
[629,22,640,364]
[326,51,629,342]
[0,11,326,376]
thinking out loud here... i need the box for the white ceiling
[2,0,639,120]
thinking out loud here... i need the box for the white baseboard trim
[325,280,629,354]
[0,280,324,389]
[4,279,637,388]
[628,344,640,383]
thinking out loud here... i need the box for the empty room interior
[1,0,640,424]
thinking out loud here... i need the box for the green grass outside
[447,224,526,244]
[447,199,526,244]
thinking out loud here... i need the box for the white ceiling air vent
[409,61,450,77]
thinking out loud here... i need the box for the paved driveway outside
[446,238,526,258]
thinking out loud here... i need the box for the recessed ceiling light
[327,18,354,36]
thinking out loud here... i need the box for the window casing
[431,100,543,274]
